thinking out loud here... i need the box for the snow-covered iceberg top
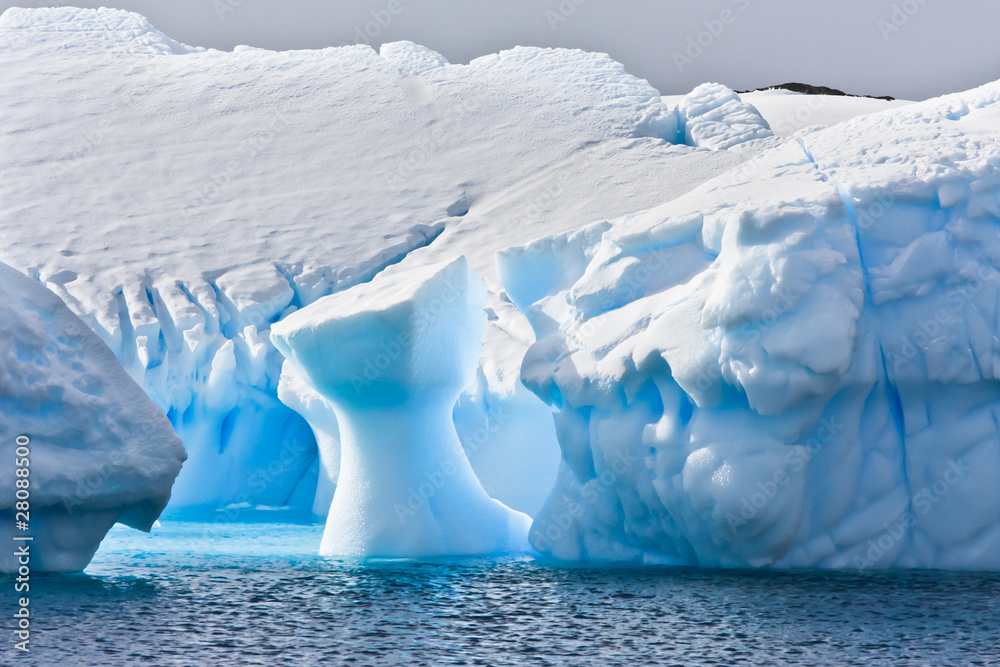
[0,263,186,572]
[272,257,530,558]
[500,80,1000,570]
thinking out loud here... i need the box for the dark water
[3,523,999,666]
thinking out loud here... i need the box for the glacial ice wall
[0,263,186,572]
[1,8,760,517]
[501,81,1000,569]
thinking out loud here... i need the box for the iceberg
[3,8,959,551]
[272,257,530,557]
[0,263,186,572]
[500,81,1000,569]
[0,8,761,516]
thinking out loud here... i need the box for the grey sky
[3,1,999,100]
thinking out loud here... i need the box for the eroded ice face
[272,257,488,406]
[272,257,530,558]
[500,82,1000,570]
[0,262,186,572]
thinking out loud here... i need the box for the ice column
[271,256,530,558]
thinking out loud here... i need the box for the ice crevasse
[499,81,1000,569]
[0,263,186,572]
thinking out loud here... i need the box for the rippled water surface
[3,522,999,666]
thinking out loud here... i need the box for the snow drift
[0,263,186,572]
[501,81,1000,570]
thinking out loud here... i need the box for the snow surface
[272,257,530,557]
[2,0,997,102]
[0,7,761,518]
[739,89,913,137]
[500,80,1000,569]
[0,262,185,572]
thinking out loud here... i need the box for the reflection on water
[2,522,998,666]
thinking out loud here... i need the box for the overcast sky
[4,1,999,100]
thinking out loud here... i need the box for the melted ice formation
[675,82,773,150]
[501,81,1000,570]
[272,257,530,558]
[276,360,340,518]
[0,263,186,572]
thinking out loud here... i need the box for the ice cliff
[501,81,1000,569]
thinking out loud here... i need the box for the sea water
[3,521,999,666]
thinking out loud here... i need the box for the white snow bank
[501,80,1000,570]
[272,257,530,557]
[0,263,186,572]
[0,8,759,516]
[739,89,913,137]
[0,6,193,55]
